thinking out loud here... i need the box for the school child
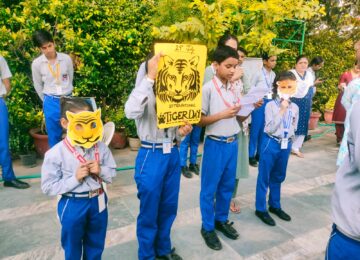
[248,53,277,167]
[41,97,116,260]
[326,100,360,259]
[0,55,30,189]
[31,29,74,148]
[198,45,241,250]
[254,71,299,226]
[179,125,201,178]
[124,53,192,260]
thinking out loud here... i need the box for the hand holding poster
[154,43,207,129]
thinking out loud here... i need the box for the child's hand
[253,99,264,108]
[86,160,101,176]
[147,52,164,80]
[222,104,241,119]
[280,100,289,111]
[76,164,90,182]
[179,121,193,136]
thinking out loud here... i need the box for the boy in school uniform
[125,53,192,260]
[326,100,360,259]
[254,71,299,226]
[31,29,74,147]
[0,55,30,189]
[248,54,277,167]
[179,124,201,178]
[41,97,116,260]
[198,46,242,250]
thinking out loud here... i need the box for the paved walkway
[0,125,338,260]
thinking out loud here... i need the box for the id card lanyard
[63,138,102,184]
[212,78,240,108]
[163,128,172,154]
[274,100,292,149]
[262,68,273,99]
[48,62,62,95]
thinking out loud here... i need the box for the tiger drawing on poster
[156,56,201,103]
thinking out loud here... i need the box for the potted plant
[29,113,50,158]
[125,118,140,151]
[308,111,321,130]
[324,95,336,124]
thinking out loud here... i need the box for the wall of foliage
[0,0,155,155]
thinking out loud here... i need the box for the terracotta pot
[29,128,50,158]
[128,137,141,151]
[324,109,334,124]
[308,111,321,130]
[110,130,127,149]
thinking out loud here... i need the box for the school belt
[44,94,71,99]
[267,134,293,143]
[208,135,237,143]
[334,224,360,243]
[141,141,177,149]
[62,187,104,199]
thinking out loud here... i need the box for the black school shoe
[255,210,276,226]
[3,179,30,189]
[215,220,239,240]
[269,207,291,221]
[304,135,312,142]
[181,166,193,178]
[201,228,222,250]
[156,247,183,260]
[249,157,258,167]
[189,163,200,175]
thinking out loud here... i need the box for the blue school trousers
[255,135,291,212]
[200,136,238,231]
[0,98,16,181]
[249,98,270,158]
[326,225,360,260]
[43,95,63,148]
[57,193,108,260]
[179,125,202,167]
[134,143,181,260]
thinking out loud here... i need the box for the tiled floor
[0,126,337,259]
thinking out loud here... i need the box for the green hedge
[0,0,154,156]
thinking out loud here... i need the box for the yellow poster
[154,43,207,129]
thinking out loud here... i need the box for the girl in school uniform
[255,71,299,226]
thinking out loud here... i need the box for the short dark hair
[295,55,308,64]
[310,56,324,66]
[271,71,297,99]
[217,33,238,48]
[262,52,276,61]
[212,46,239,64]
[32,29,54,47]
[238,47,248,56]
[60,97,93,120]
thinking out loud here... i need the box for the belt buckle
[89,189,99,198]
[226,137,235,143]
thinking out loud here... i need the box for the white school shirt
[0,56,12,96]
[202,76,241,137]
[290,69,315,98]
[41,140,116,196]
[124,62,180,142]
[31,52,74,100]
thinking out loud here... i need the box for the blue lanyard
[274,99,292,138]
[262,68,273,90]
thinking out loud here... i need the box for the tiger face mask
[276,80,297,101]
[66,109,103,149]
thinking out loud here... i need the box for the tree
[152,0,322,55]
